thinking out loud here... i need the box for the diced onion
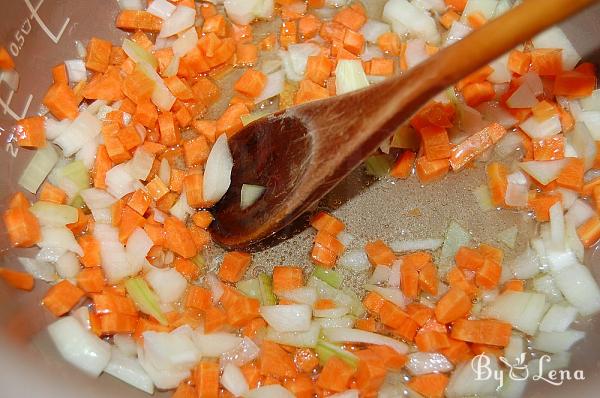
[446,354,499,397]
[365,285,409,308]
[255,70,285,104]
[126,227,154,273]
[488,53,511,84]
[39,226,83,256]
[532,330,585,354]
[64,60,87,83]
[143,328,200,371]
[264,322,321,348]
[80,188,118,209]
[405,39,428,69]
[206,272,224,304]
[383,0,440,44]
[146,267,187,304]
[47,316,111,377]
[571,122,597,170]
[123,39,158,69]
[360,19,390,43]
[339,250,370,271]
[55,251,81,279]
[158,5,196,38]
[54,111,102,157]
[221,363,249,397]
[260,304,312,332]
[519,115,562,138]
[519,159,570,185]
[106,163,137,198]
[532,26,581,70]
[244,385,295,398]
[335,59,369,95]
[18,257,57,282]
[29,201,78,226]
[94,224,133,283]
[506,83,538,109]
[129,147,156,181]
[75,135,100,170]
[441,221,471,260]
[45,118,70,140]
[173,27,198,57]
[406,352,453,375]
[368,265,391,284]
[482,291,546,335]
[552,262,600,315]
[220,336,261,367]
[146,0,176,19]
[539,303,578,332]
[390,238,443,252]
[117,0,145,10]
[105,347,154,394]
[194,333,242,357]
[323,327,408,355]
[278,287,318,306]
[18,144,59,194]
[445,21,472,46]
[203,134,233,204]
[240,184,266,210]
[0,69,20,91]
[505,170,529,207]
[137,344,190,389]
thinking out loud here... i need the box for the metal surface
[0,1,599,398]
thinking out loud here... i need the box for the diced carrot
[416,156,449,184]
[363,291,385,316]
[310,212,344,236]
[462,81,495,107]
[192,211,213,229]
[456,65,494,91]
[189,222,212,251]
[85,37,112,73]
[441,337,473,364]
[16,116,46,148]
[117,205,145,243]
[298,14,322,41]
[471,343,504,357]
[355,317,378,332]
[241,317,267,339]
[77,235,101,268]
[167,168,185,193]
[530,49,563,76]
[116,10,162,32]
[117,125,142,151]
[415,330,450,353]
[440,10,460,29]
[193,361,219,398]
[455,246,485,271]
[234,69,267,98]
[99,313,138,334]
[447,267,477,299]
[435,287,472,324]
[369,57,395,76]
[184,285,212,311]
[315,230,345,257]
[420,125,452,161]
[270,266,303,294]
[203,306,227,333]
[577,216,600,248]
[467,11,487,28]
[172,383,196,398]
[43,83,79,120]
[305,55,333,86]
[42,280,85,316]
[295,79,329,105]
[419,262,438,296]
[203,14,228,37]
[183,172,209,208]
[280,20,298,49]
[156,192,179,213]
[51,64,68,84]
[487,162,508,207]
[450,123,506,170]
[554,70,597,97]
[122,69,154,105]
[164,216,197,258]
[218,252,252,283]
[532,135,565,161]
[76,267,105,294]
[365,240,396,267]
[156,112,179,146]
[127,190,151,216]
[183,136,210,168]
[377,32,401,55]
[8,192,30,210]
[0,268,34,291]
[354,349,387,395]
[558,106,575,132]
[333,7,366,31]
[294,348,319,373]
[93,293,137,315]
[284,373,315,398]
[503,279,525,293]
[68,208,90,236]
[532,100,559,121]
[390,150,416,179]
[260,340,297,378]
[317,356,356,392]
[172,258,199,281]
[445,0,467,11]
[38,183,66,204]
[92,145,112,189]
[83,72,123,102]
[379,300,411,329]
[407,303,434,327]
[593,185,600,211]
[3,206,40,248]
[217,103,250,137]
[407,373,449,398]
[392,317,419,342]
[342,29,365,55]
[555,157,584,193]
[310,243,337,268]
[0,46,15,69]
[367,345,407,371]
[451,318,512,347]
[235,43,258,67]
[528,193,561,222]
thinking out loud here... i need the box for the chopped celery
[122,38,158,68]
[258,273,277,305]
[365,154,392,177]
[124,277,168,325]
[236,278,260,299]
[312,266,342,289]
[191,254,206,274]
[315,339,358,368]
[53,160,90,201]
[241,110,270,126]
[70,195,85,209]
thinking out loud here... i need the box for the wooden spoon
[211,0,597,249]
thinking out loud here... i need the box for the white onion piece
[337,232,354,247]
[137,345,189,389]
[445,21,472,46]
[29,201,78,226]
[388,259,402,288]
[158,5,196,38]
[105,163,137,198]
[244,385,295,398]
[506,83,538,109]
[55,251,81,279]
[45,118,70,140]
[278,287,318,306]
[146,268,187,304]
[265,322,321,348]
[114,334,138,357]
[406,352,453,375]
[105,347,154,394]
[316,316,355,329]
[339,250,370,271]
[143,327,200,370]
[539,303,578,332]
[519,159,570,185]
[549,202,565,250]
[365,285,409,308]
[194,333,242,357]
[565,220,584,262]
[18,257,57,282]
[164,55,180,77]
[0,69,20,90]
[220,336,261,367]
[532,27,581,70]
[54,111,102,157]
[158,158,171,186]
[313,307,349,319]
[488,53,511,84]
[75,135,100,170]
[405,38,428,69]
[361,45,384,62]
[94,224,133,283]
[532,330,585,354]
[137,62,176,111]
[173,27,198,57]
[458,105,485,135]
[533,274,564,303]
[283,43,320,81]
[576,111,600,140]
[497,226,518,249]
[391,238,443,252]
[519,115,562,138]
[203,134,233,204]
[323,327,408,355]
[565,199,595,228]
[382,0,440,44]
[368,265,391,284]
[255,70,285,104]
[126,227,154,272]
[206,272,224,304]
[117,0,145,10]
[482,291,546,335]
[240,184,266,209]
[39,226,83,256]
[80,188,117,209]
[446,354,500,397]
[224,0,258,25]
[336,59,369,95]
[505,171,529,207]
[260,305,312,332]
[504,334,525,366]
[479,102,518,129]
[36,247,67,263]
[91,208,112,224]
[147,0,176,19]
[571,122,598,170]
[222,363,249,397]
[47,316,111,377]
[441,221,471,260]
[551,262,600,315]
[556,188,578,209]
[18,144,59,194]
[360,19,390,43]
[170,189,194,221]
[64,60,87,83]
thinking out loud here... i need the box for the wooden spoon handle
[378,0,597,131]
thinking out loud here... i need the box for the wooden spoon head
[210,110,313,249]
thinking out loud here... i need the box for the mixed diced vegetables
[1,0,600,397]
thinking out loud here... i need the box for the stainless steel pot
[0,1,599,397]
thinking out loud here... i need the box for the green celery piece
[365,154,393,177]
[236,278,260,299]
[258,273,277,305]
[312,266,342,289]
[241,110,270,126]
[125,278,168,325]
[315,339,359,369]
[61,160,90,191]
[192,254,206,275]
[70,195,85,208]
